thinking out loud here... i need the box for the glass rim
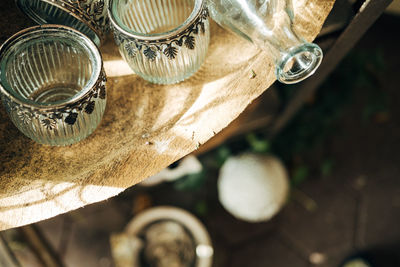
[0,24,103,110]
[108,0,205,40]
[15,0,103,45]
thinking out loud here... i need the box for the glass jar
[0,25,107,146]
[15,0,109,46]
[108,0,210,84]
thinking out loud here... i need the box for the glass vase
[108,0,210,84]
[208,0,323,84]
[15,0,109,46]
[0,25,107,146]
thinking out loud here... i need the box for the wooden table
[0,0,335,230]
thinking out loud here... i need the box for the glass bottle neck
[250,23,302,62]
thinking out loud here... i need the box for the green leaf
[194,200,208,216]
[173,171,206,191]
[292,166,309,186]
[246,133,270,153]
[215,145,231,167]
[321,159,334,177]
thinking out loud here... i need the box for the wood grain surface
[0,0,335,230]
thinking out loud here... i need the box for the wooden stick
[19,225,64,267]
[0,233,20,267]
[269,0,394,138]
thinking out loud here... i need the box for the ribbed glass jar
[108,0,210,84]
[15,0,109,46]
[0,25,107,146]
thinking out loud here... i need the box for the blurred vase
[207,0,323,84]
[218,153,289,222]
[111,207,213,267]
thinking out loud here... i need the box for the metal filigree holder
[0,25,107,146]
[15,0,109,46]
[108,0,210,84]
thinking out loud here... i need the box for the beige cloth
[0,0,335,230]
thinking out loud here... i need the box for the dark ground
[3,13,400,267]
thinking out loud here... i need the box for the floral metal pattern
[52,0,109,41]
[2,71,107,130]
[113,7,209,61]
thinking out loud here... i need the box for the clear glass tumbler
[0,25,107,146]
[208,0,323,84]
[15,0,109,46]
[108,0,210,84]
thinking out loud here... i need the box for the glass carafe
[208,0,323,84]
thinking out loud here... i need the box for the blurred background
[1,0,400,267]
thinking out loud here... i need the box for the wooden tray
[0,0,335,230]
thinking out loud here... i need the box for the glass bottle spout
[208,0,323,84]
